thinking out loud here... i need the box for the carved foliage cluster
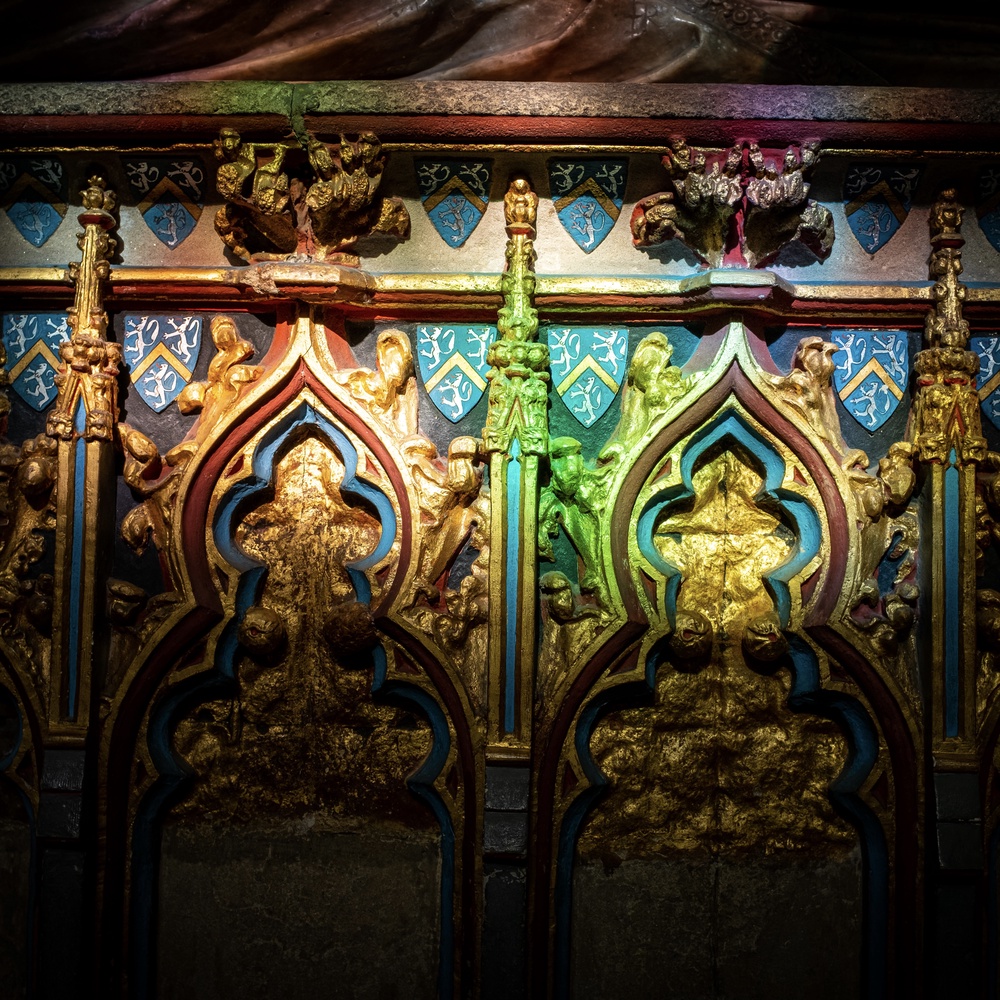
[171,433,436,828]
[913,189,986,466]
[0,427,57,699]
[483,178,550,457]
[48,177,122,442]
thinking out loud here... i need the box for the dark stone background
[2,1,999,87]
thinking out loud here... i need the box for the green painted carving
[538,331,699,608]
[599,331,698,464]
[483,178,550,458]
[538,437,612,606]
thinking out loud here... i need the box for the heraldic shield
[415,159,492,248]
[417,324,497,422]
[548,159,627,253]
[548,326,628,427]
[123,314,203,412]
[123,157,205,249]
[972,335,1000,430]
[2,312,70,411]
[0,157,67,248]
[843,163,921,255]
[831,329,909,431]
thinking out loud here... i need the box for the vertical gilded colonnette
[46,177,122,731]
[482,178,549,753]
[910,187,989,991]
[911,189,984,759]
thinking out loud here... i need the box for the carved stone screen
[0,82,997,1000]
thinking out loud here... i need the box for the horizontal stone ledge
[4,82,1000,148]
[8,266,1000,320]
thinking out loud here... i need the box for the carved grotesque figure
[742,611,789,663]
[539,437,609,601]
[667,609,713,670]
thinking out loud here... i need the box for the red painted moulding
[534,294,949,327]
[303,114,1000,150]
[0,113,291,147]
[106,286,278,308]
[6,112,995,149]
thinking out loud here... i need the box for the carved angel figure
[925,248,969,349]
[404,435,483,604]
[504,176,538,230]
[536,570,601,704]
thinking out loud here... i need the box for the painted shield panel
[976,166,1000,254]
[2,312,70,410]
[0,158,67,248]
[415,159,492,248]
[124,314,203,412]
[843,163,921,254]
[831,330,909,431]
[548,159,627,253]
[417,325,497,422]
[548,326,628,427]
[123,157,205,248]
[972,336,1000,430]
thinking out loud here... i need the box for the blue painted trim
[67,399,86,720]
[552,638,887,1000]
[212,401,397,606]
[635,483,685,629]
[944,457,960,738]
[372,646,455,1000]
[636,411,821,628]
[133,401,457,1000]
[785,640,888,1000]
[504,438,522,735]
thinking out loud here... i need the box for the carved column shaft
[912,189,983,759]
[47,178,120,731]
[910,187,989,1000]
[924,462,979,753]
[483,178,549,753]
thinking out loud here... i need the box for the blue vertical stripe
[944,455,960,738]
[504,438,521,734]
[67,400,86,720]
